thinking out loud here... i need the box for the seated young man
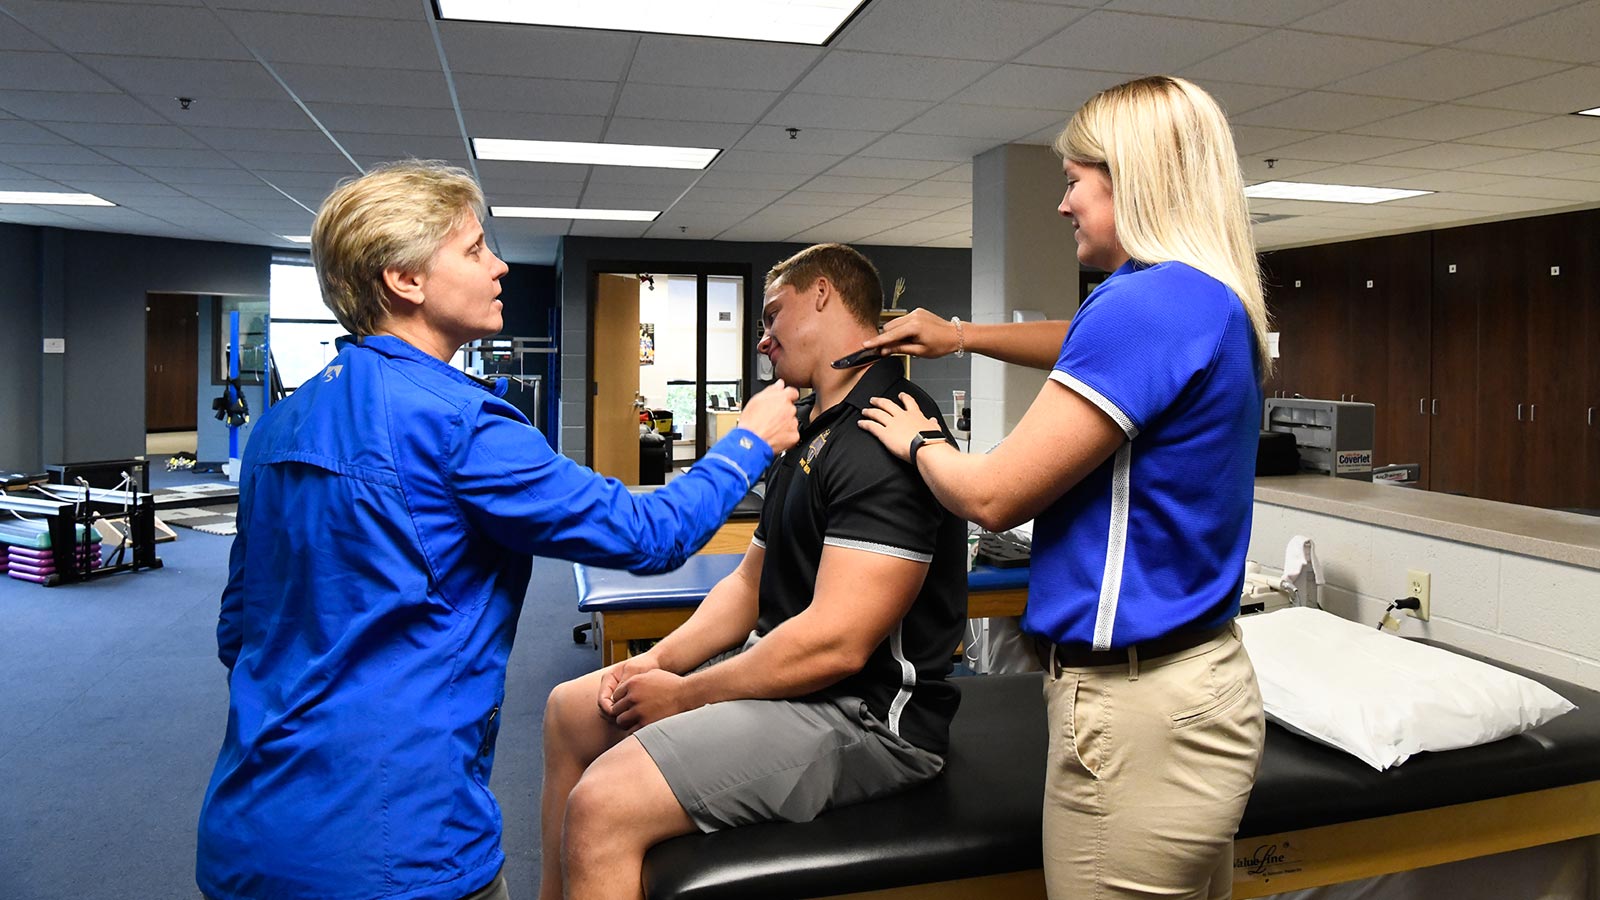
[539,243,968,900]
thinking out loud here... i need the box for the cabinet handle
[1516,403,1523,421]
[1350,393,1356,402]
[1530,404,1536,422]
[1432,399,1438,415]
[1419,398,1426,415]
[1590,407,1595,426]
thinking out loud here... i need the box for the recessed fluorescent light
[280,234,311,243]
[0,191,114,206]
[491,206,659,222]
[1574,106,1600,117]
[437,0,868,45]
[1244,181,1432,205]
[473,138,719,170]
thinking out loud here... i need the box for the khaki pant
[1041,623,1264,899]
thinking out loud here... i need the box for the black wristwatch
[908,429,947,465]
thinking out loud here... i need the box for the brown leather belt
[1035,624,1232,671]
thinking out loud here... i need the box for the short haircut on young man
[765,243,884,328]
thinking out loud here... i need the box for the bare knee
[543,675,614,762]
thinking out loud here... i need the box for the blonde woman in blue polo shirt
[858,75,1269,899]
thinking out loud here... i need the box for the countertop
[1255,475,1600,571]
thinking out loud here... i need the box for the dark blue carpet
[0,528,593,899]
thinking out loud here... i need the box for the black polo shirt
[752,359,967,754]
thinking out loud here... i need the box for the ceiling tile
[696,170,811,191]
[438,21,635,81]
[1239,157,1330,181]
[214,10,438,69]
[856,221,969,244]
[11,161,149,182]
[862,193,967,211]
[933,163,971,182]
[80,55,283,100]
[0,143,114,164]
[736,125,881,155]
[1019,10,1262,72]
[311,103,463,137]
[899,103,1063,139]
[894,179,972,198]
[142,96,309,129]
[276,64,455,108]
[1458,176,1600,201]
[950,65,1126,112]
[213,0,417,16]
[1365,142,1530,169]
[1459,68,1600,115]
[47,121,203,149]
[615,83,780,125]
[837,0,1090,61]
[0,89,167,124]
[858,132,1001,162]
[1232,92,1427,131]
[0,15,52,51]
[603,118,749,148]
[918,204,972,224]
[801,174,918,194]
[1195,80,1301,116]
[455,75,618,116]
[1265,132,1429,162]
[460,110,606,143]
[1230,125,1323,155]
[584,167,699,190]
[793,51,992,103]
[128,165,261,185]
[1457,150,1599,177]
[1182,31,1420,89]
[97,145,236,168]
[11,1,249,58]
[224,150,354,173]
[185,126,330,154]
[826,157,954,179]
[1348,105,1546,142]
[711,150,844,176]
[762,93,930,131]
[1372,169,1513,191]
[1457,3,1600,64]
[1386,192,1564,212]
[1102,0,1335,27]
[629,35,821,91]
[1292,0,1572,43]
[339,133,469,159]
[1292,163,1430,185]
[0,119,72,143]
[1324,49,1567,103]
[1457,116,1600,151]
[0,51,119,93]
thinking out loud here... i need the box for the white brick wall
[1251,501,1600,692]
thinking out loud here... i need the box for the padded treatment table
[574,555,1029,665]
[639,655,1600,900]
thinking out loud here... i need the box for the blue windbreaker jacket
[196,335,772,900]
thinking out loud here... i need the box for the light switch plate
[42,338,64,354]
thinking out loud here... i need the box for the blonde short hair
[1054,76,1272,379]
[311,160,486,336]
[765,243,883,328]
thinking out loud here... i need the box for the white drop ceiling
[1,0,1599,263]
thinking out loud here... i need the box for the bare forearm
[648,574,759,674]
[914,442,1036,533]
[683,615,860,704]
[962,320,1070,370]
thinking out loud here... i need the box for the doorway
[588,264,754,485]
[145,293,199,456]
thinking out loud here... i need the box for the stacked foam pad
[4,539,103,583]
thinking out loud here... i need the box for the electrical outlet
[1406,569,1431,621]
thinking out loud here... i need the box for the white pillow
[1238,608,1576,770]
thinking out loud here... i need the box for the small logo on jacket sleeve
[322,365,344,382]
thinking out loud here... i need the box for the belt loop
[1127,645,1140,681]
[1049,642,1061,679]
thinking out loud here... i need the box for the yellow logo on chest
[798,428,831,475]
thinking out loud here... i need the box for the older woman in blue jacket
[195,160,799,900]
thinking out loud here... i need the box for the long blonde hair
[1054,76,1271,379]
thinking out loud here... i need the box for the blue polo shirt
[1022,260,1262,649]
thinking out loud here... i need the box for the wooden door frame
[585,260,755,469]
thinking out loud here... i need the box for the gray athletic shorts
[632,633,946,833]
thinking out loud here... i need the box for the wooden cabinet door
[591,274,641,485]
[144,294,198,432]
[1349,233,1431,480]
[1270,243,1347,401]
[1523,211,1593,510]
[1586,212,1600,509]
[1471,221,1530,504]
[1429,225,1484,497]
